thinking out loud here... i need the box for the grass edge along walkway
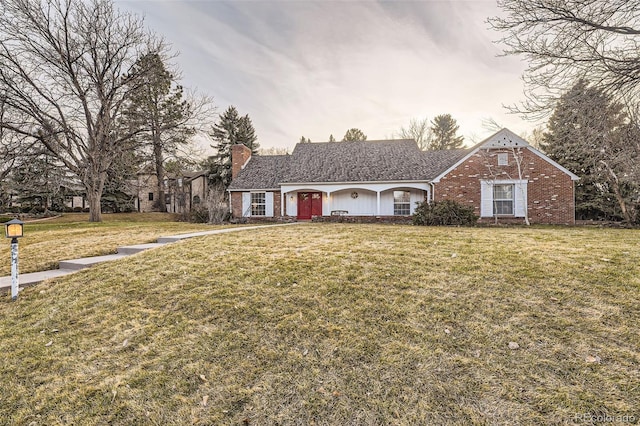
[0,223,301,293]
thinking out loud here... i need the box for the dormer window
[497,153,508,166]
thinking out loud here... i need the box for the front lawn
[0,213,223,275]
[0,224,638,424]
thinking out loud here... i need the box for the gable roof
[228,155,290,190]
[228,139,471,190]
[283,139,468,183]
[431,128,580,182]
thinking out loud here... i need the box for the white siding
[330,190,377,215]
[409,190,425,215]
[379,191,395,216]
[286,193,296,217]
[265,192,274,217]
[242,192,251,217]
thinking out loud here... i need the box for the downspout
[429,182,435,203]
[228,189,232,216]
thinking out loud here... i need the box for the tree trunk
[87,188,103,222]
[610,179,632,223]
[601,160,632,223]
[512,147,530,225]
[154,138,166,212]
[85,163,107,223]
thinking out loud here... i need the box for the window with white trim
[251,192,266,216]
[393,190,411,215]
[493,184,514,215]
[497,153,508,166]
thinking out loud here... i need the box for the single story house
[227,128,579,224]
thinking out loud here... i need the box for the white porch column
[376,191,381,216]
[327,191,332,214]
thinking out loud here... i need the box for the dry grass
[0,213,226,275]
[0,224,638,425]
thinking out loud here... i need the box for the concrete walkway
[0,223,299,293]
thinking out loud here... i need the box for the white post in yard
[5,218,24,301]
[10,237,19,300]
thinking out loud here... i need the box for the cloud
[118,0,532,149]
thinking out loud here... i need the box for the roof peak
[478,128,529,149]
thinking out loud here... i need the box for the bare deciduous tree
[0,0,162,221]
[490,0,640,115]
[397,118,431,150]
[206,185,228,224]
[258,147,290,156]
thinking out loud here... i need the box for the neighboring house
[227,128,579,224]
[134,171,209,214]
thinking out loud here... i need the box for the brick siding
[433,148,575,224]
[231,144,252,180]
[230,191,282,218]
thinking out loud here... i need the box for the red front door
[297,192,322,219]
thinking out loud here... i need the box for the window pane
[393,191,410,203]
[251,192,266,216]
[494,200,513,215]
[493,184,513,200]
[251,193,265,204]
[393,190,411,215]
[493,184,514,215]
[394,204,410,215]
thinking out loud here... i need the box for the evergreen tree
[124,53,194,211]
[8,148,67,211]
[237,114,259,151]
[541,79,638,221]
[429,114,464,150]
[342,128,367,141]
[207,106,259,189]
[328,134,336,142]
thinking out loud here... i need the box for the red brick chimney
[231,144,252,179]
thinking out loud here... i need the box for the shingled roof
[227,155,290,190]
[228,140,469,190]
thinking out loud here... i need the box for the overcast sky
[117,0,533,150]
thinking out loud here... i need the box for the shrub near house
[413,200,478,226]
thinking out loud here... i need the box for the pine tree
[541,79,637,221]
[237,114,259,151]
[207,106,259,189]
[342,128,367,141]
[9,148,67,211]
[328,134,336,142]
[429,114,464,150]
[124,53,194,211]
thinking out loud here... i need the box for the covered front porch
[280,182,430,219]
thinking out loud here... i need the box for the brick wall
[230,191,242,218]
[273,191,282,217]
[230,191,282,218]
[433,148,575,224]
[231,145,252,179]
